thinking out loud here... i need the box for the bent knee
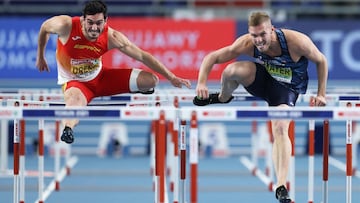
[137,71,159,90]
[222,62,256,83]
[64,87,87,106]
[222,63,238,77]
[271,120,291,138]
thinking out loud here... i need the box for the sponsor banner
[0,108,21,119]
[121,108,157,120]
[22,109,120,119]
[236,109,333,120]
[121,108,177,120]
[336,109,360,120]
[197,108,236,120]
[0,17,58,79]
[0,17,235,80]
[103,18,235,80]
[1,17,359,80]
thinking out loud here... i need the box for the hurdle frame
[1,105,359,203]
[2,88,360,203]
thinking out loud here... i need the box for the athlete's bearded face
[83,13,106,40]
[248,21,273,52]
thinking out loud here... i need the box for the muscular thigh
[64,68,134,103]
[94,68,133,96]
[63,81,94,104]
[224,61,256,86]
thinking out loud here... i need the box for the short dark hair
[82,0,107,19]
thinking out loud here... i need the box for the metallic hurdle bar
[6,106,176,203]
[5,95,175,203]
[2,100,360,202]
[308,97,316,203]
[2,96,360,202]
[0,93,258,203]
[180,106,358,203]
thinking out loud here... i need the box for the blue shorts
[244,63,299,106]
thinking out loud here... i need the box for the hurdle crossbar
[3,92,360,106]
[3,105,360,203]
[0,106,359,121]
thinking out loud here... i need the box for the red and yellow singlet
[56,16,109,84]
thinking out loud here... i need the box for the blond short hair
[248,11,271,27]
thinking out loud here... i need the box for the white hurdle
[13,119,20,203]
[0,92,175,203]
[0,97,77,203]
[180,105,360,203]
[2,89,360,203]
[334,99,360,177]
[38,119,45,203]
[2,105,359,202]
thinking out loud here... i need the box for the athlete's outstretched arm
[36,15,72,72]
[291,31,328,106]
[196,34,252,99]
[108,28,191,88]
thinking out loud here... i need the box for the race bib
[70,58,100,78]
[265,65,292,84]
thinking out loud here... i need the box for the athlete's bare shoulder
[231,33,254,56]
[107,27,132,50]
[281,29,312,47]
[43,15,72,37]
[281,28,318,61]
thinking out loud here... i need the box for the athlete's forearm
[142,52,175,80]
[197,54,217,85]
[37,27,51,58]
[316,58,328,97]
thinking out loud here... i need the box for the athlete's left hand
[36,57,50,72]
[170,76,191,89]
[312,95,326,106]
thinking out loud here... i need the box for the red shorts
[62,68,133,103]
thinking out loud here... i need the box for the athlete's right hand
[195,83,209,100]
[36,57,50,72]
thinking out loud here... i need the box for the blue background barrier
[1,17,360,80]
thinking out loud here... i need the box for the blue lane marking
[93,96,132,101]
[49,103,127,106]
[233,96,263,101]
[236,110,333,119]
[22,109,121,118]
[339,96,360,101]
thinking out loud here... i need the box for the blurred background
[1,0,360,87]
[1,1,360,203]
[1,0,359,158]
[2,0,360,19]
